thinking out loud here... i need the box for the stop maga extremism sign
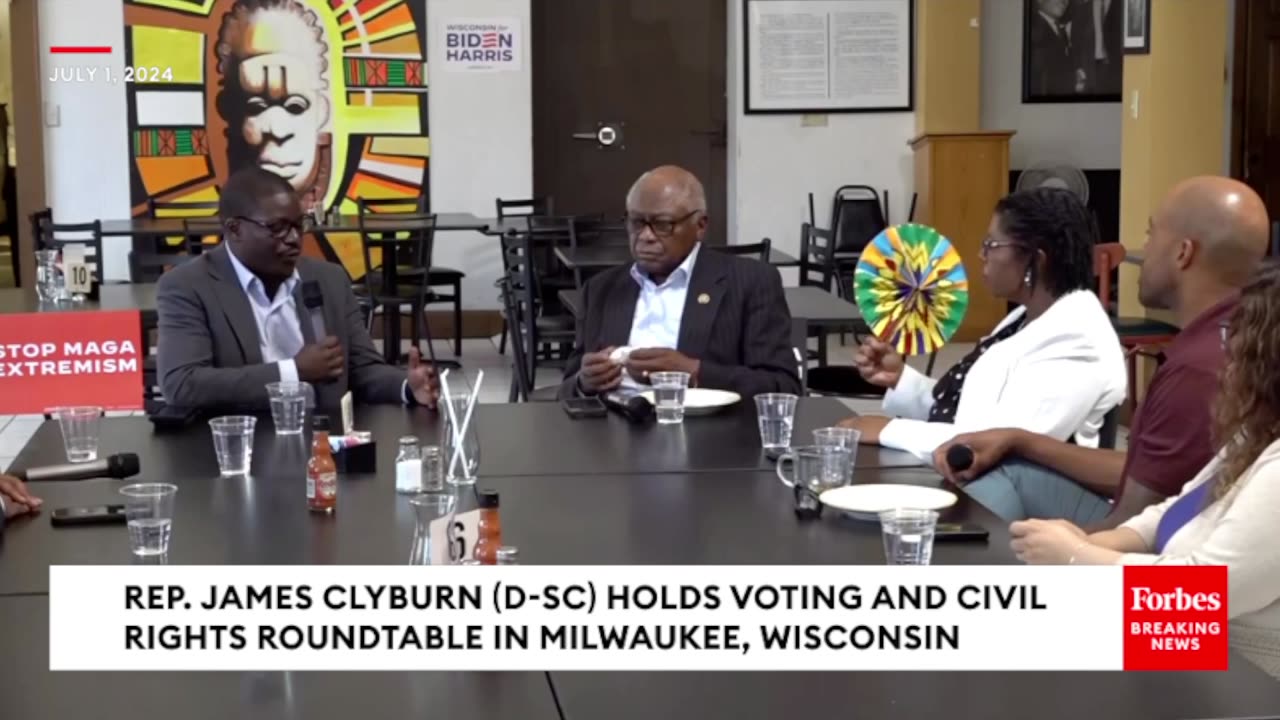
[0,310,144,413]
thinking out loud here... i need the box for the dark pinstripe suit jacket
[560,248,803,400]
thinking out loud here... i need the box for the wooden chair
[1094,243,1179,410]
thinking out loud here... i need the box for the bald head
[1139,176,1270,311]
[626,165,707,215]
[625,165,709,279]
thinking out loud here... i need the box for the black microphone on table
[14,453,141,483]
[945,445,975,473]
[601,391,654,425]
[302,280,327,340]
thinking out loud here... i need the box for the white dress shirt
[1119,439,1280,679]
[621,243,701,390]
[225,246,304,382]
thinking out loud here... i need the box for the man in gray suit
[156,167,439,414]
[561,165,801,400]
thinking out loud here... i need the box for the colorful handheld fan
[853,223,969,356]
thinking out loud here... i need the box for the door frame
[10,0,48,289]
[1229,0,1247,180]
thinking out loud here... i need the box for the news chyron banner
[49,565,1228,672]
[0,311,143,413]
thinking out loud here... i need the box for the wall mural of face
[216,0,332,202]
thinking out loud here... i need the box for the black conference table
[0,282,157,320]
[5,401,1280,719]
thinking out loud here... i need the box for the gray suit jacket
[156,246,407,413]
[559,248,802,400]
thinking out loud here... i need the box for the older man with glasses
[560,165,802,400]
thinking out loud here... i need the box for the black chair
[498,274,559,402]
[356,211,441,366]
[496,215,579,355]
[125,253,191,402]
[719,238,771,262]
[128,251,192,283]
[500,229,575,400]
[358,197,465,357]
[38,218,105,300]
[791,317,809,392]
[495,196,553,220]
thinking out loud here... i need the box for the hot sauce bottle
[307,416,338,514]
[473,490,502,564]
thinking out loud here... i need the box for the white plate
[639,388,742,416]
[819,484,958,521]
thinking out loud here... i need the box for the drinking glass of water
[266,381,311,435]
[879,508,939,565]
[814,426,860,449]
[754,393,798,450]
[120,483,178,557]
[650,371,690,424]
[52,406,103,463]
[209,416,257,476]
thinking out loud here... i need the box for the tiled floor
[0,333,975,470]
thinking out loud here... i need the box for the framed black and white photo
[1123,0,1151,54]
[743,0,913,114]
[1022,0,1122,104]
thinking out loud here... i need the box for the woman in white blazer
[842,188,1127,461]
[1010,264,1280,679]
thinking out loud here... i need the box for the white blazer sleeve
[878,340,1122,460]
[1117,458,1280,619]
[880,365,937,420]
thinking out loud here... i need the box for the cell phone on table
[50,505,128,527]
[934,523,989,542]
[562,397,607,419]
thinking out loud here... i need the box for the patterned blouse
[926,317,1027,424]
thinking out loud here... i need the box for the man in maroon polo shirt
[933,176,1270,528]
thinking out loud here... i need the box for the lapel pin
[697,293,711,305]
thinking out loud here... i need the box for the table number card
[61,245,92,294]
[429,508,480,565]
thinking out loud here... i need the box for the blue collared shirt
[225,245,304,382]
[622,243,701,390]
[226,249,417,405]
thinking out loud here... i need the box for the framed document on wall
[743,0,914,114]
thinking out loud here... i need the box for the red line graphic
[50,46,112,54]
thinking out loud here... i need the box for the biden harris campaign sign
[0,311,143,413]
[442,18,521,72]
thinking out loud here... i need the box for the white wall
[979,0,1121,169]
[726,0,915,262]
[426,0,531,310]
[38,0,131,279]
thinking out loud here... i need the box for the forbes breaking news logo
[1123,566,1228,671]
[445,24,515,63]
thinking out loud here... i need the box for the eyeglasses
[625,210,702,238]
[980,237,1031,256]
[236,215,313,240]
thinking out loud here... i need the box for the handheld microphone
[15,453,141,483]
[302,281,326,340]
[945,445,975,473]
[601,391,654,425]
